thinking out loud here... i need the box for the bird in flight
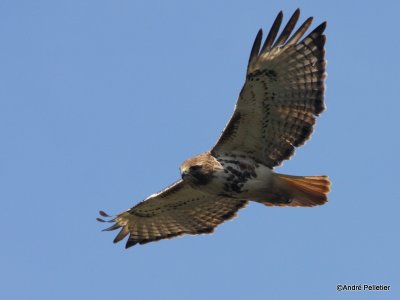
[98,9,331,248]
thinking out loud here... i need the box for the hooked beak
[181,168,189,179]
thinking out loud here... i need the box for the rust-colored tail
[275,174,331,207]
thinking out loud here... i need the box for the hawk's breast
[204,155,274,198]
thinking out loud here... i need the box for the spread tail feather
[275,174,331,207]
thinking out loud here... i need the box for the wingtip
[316,21,327,33]
[256,28,263,45]
[102,223,122,232]
[99,210,111,217]
[125,239,137,249]
[272,8,302,48]
[275,10,284,24]
[113,227,129,244]
[260,10,284,53]
[276,11,284,23]
[98,210,115,223]
[248,28,264,67]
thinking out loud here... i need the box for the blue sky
[1,1,399,299]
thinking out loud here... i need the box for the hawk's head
[180,152,222,186]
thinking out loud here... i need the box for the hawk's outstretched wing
[97,180,247,248]
[212,9,326,168]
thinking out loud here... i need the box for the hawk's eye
[189,165,202,171]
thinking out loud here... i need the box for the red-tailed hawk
[98,9,331,248]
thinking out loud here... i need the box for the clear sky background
[1,1,399,299]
